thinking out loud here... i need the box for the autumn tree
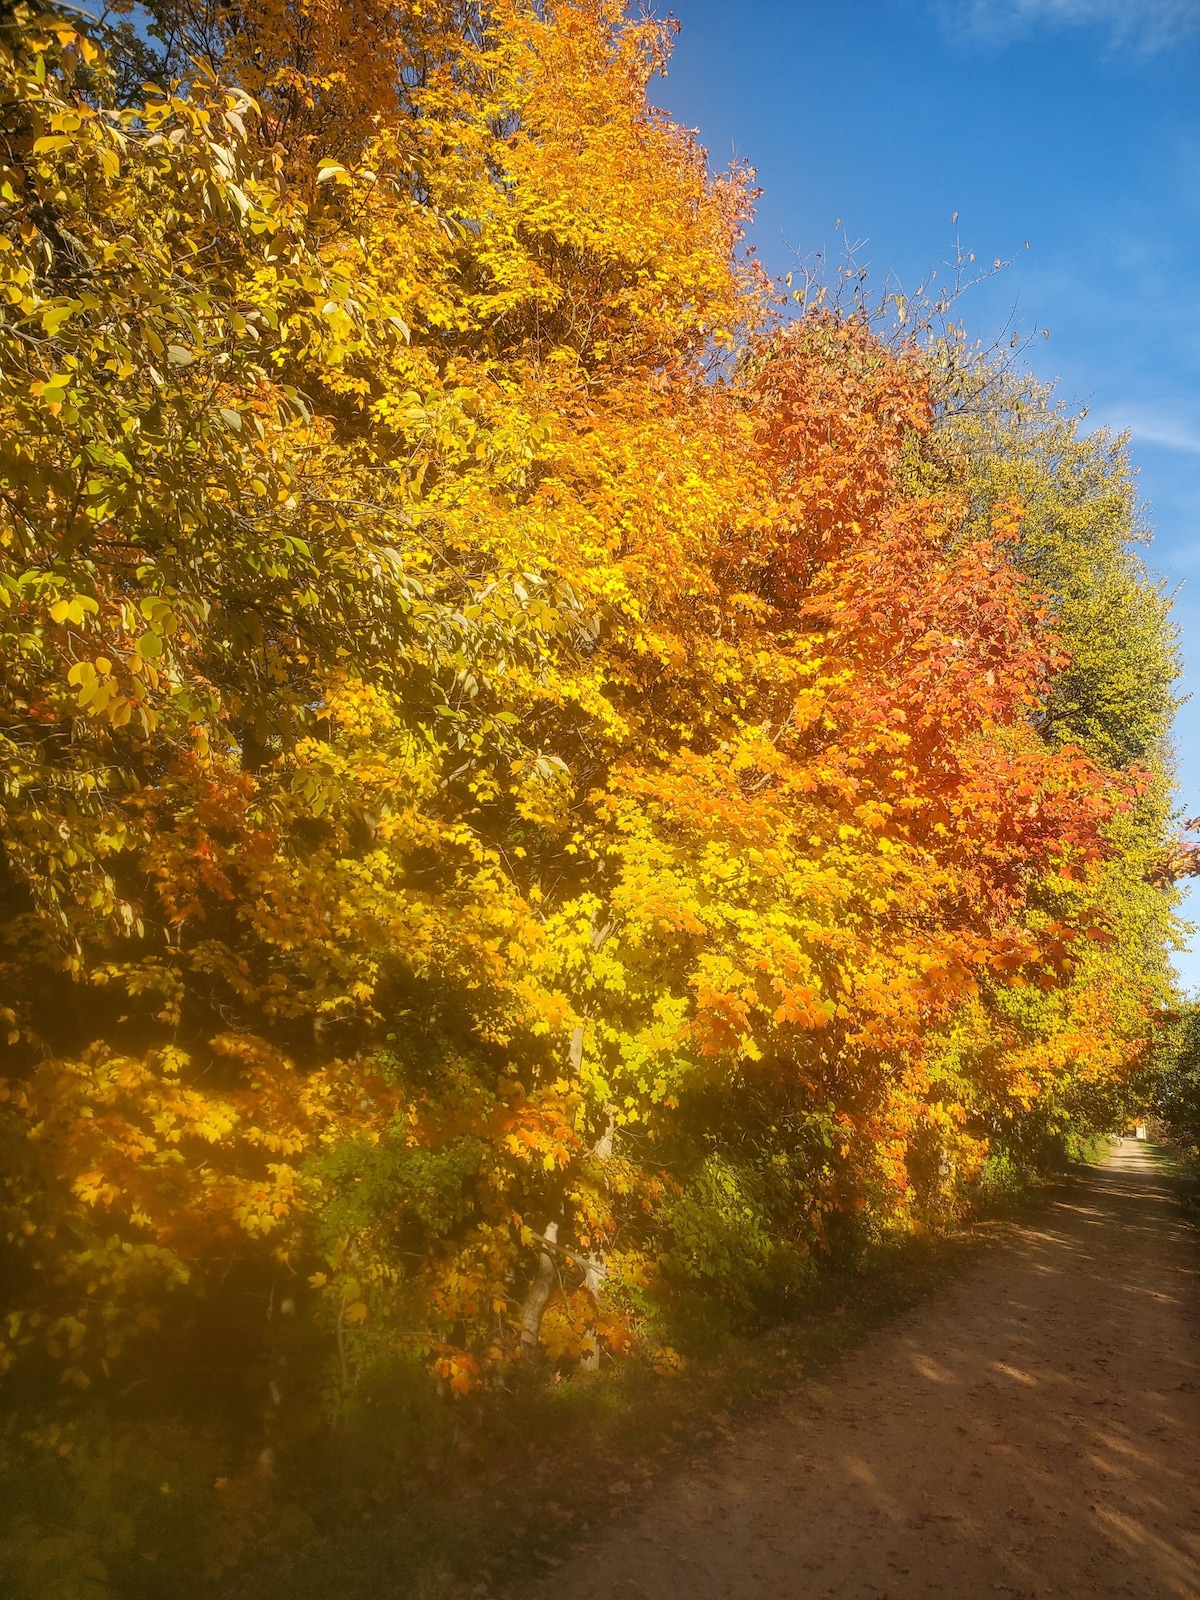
[0,2,1184,1592]
[921,353,1183,1164]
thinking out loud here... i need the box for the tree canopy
[0,2,1186,1591]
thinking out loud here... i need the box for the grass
[1144,1138,1200,1179]
[1142,1137,1200,1221]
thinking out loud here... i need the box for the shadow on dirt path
[540,1144,1200,1600]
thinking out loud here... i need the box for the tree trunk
[519,1220,558,1361]
[580,1246,607,1371]
[580,1107,615,1371]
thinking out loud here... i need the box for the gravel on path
[539,1143,1200,1600]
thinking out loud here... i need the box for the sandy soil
[540,1144,1200,1600]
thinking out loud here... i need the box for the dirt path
[542,1145,1200,1600]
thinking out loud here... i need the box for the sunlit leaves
[0,0,1174,1452]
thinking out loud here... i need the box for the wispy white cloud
[946,0,1200,52]
[1117,408,1200,454]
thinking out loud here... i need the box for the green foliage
[930,358,1180,770]
[311,1133,486,1246]
[1153,1003,1200,1153]
[661,1153,812,1314]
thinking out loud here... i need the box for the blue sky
[652,0,1200,987]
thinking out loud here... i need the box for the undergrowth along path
[538,1144,1200,1600]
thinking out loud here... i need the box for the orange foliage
[0,0,1155,1422]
